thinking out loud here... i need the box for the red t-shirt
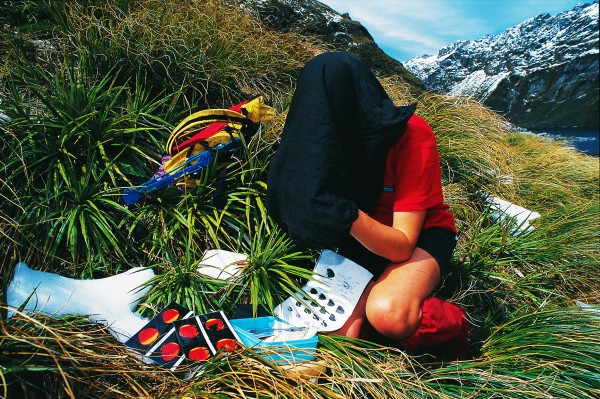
[370,114,457,234]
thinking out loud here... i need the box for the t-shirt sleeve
[392,117,444,212]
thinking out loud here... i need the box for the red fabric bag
[400,297,470,356]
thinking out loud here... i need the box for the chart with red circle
[125,303,241,372]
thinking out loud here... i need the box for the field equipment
[122,96,274,205]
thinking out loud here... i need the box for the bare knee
[365,295,422,340]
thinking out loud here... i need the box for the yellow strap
[166,109,249,154]
[164,130,241,173]
[240,96,275,124]
[166,97,276,155]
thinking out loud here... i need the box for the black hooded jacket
[266,52,416,249]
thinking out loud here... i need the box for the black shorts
[337,227,457,279]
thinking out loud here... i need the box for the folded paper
[482,192,540,235]
[197,249,247,280]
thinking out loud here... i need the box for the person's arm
[350,209,426,263]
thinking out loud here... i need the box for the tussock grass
[55,0,319,107]
[2,306,598,398]
[1,0,598,397]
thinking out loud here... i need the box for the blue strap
[122,138,241,205]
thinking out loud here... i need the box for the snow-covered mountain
[404,1,599,129]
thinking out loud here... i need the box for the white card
[197,249,247,280]
[274,250,373,332]
[481,192,540,236]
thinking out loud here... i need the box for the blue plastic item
[230,316,319,364]
[122,138,241,205]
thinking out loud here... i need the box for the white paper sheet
[481,192,540,235]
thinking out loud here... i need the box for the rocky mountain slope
[240,0,425,94]
[403,1,599,129]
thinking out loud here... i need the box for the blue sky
[319,0,589,61]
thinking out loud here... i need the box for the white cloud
[318,0,586,61]
[320,0,480,58]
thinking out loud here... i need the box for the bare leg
[333,247,440,340]
[366,248,440,339]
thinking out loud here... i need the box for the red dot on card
[205,318,224,331]
[178,324,198,339]
[162,308,180,323]
[216,338,237,352]
[161,342,180,361]
[188,346,211,361]
[138,328,159,346]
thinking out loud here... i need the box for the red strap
[172,100,249,153]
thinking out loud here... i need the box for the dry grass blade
[1,308,179,398]
[60,0,321,105]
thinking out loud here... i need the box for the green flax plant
[23,155,133,276]
[139,235,226,316]
[219,202,315,317]
[204,131,315,316]
[0,58,173,275]
[125,162,227,266]
[125,165,243,315]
